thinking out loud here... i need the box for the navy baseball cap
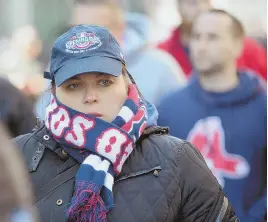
[45,25,126,86]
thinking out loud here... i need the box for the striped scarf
[45,84,147,222]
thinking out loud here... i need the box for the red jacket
[158,28,267,80]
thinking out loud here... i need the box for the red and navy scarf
[45,84,147,222]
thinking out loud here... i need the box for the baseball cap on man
[45,25,126,86]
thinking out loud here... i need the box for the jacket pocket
[34,165,79,222]
[35,178,75,222]
[36,164,78,202]
[115,166,162,183]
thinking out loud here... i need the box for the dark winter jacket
[14,123,239,222]
[0,78,36,137]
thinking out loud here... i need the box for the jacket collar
[143,126,169,136]
[32,123,58,152]
[32,123,72,163]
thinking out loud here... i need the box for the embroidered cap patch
[65,32,102,53]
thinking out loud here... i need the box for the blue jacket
[157,72,267,222]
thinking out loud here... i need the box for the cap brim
[54,56,122,86]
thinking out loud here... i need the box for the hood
[189,71,266,107]
[123,13,153,59]
[144,99,158,127]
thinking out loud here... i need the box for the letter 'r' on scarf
[45,84,148,222]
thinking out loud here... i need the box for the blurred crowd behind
[0,0,266,221]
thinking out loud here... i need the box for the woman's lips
[88,113,103,117]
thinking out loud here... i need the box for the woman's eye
[99,80,112,87]
[67,83,82,89]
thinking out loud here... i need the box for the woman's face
[55,72,128,122]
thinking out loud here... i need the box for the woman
[14,25,238,222]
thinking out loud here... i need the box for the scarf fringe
[66,184,107,222]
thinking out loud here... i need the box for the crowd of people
[0,0,266,221]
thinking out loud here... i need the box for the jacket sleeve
[177,141,239,222]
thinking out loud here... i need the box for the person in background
[71,0,186,104]
[157,9,266,222]
[15,24,238,222]
[158,0,267,81]
[0,123,37,222]
[0,77,36,137]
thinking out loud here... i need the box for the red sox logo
[187,116,250,187]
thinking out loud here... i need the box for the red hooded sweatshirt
[158,28,267,80]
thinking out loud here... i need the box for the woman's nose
[84,88,98,104]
